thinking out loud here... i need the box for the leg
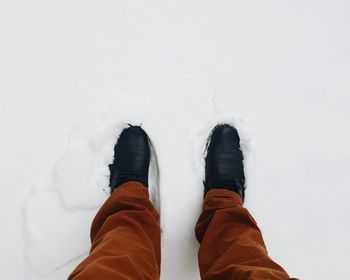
[195,188,292,280]
[197,124,295,280]
[69,125,160,279]
[68,181,160,280]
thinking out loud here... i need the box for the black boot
[204,124,246,201]
[109,125,150,193]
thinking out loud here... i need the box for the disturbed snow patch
[21,99,249,276]
[22,111,161,275]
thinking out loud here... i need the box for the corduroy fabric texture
[68,181,160,280]
[68,182,296,280]
[195,188,295,280]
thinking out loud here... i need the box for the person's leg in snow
[68,126,160,280]
[68,123,295,280]
[195,124,295,280]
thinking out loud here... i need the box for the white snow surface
[1,1,350,279]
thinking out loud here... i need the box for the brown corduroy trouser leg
[68,181,161,280]
[68,182,294,280]
[195,188,295,280]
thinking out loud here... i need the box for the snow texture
[1,1,350,279]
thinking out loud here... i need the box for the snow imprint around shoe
[22,108,161,275]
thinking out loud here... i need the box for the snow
[0,0,350,279]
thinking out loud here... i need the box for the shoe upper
[204,124,246,200]
[109,125,150,193]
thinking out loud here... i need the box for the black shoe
[204,124,246,200]
[109,125,150,193]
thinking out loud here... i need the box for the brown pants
[68,181,294,280]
